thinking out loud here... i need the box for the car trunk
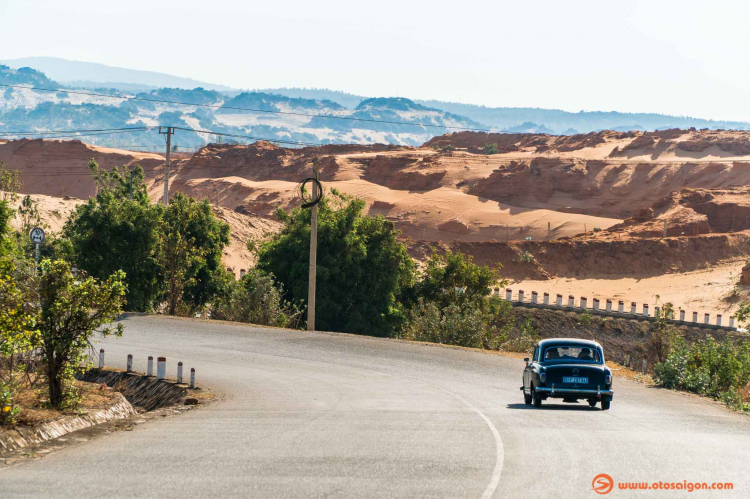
[543,364,606,389]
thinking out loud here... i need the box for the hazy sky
[3,0,750,120]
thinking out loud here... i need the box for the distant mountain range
[1,57,750,149]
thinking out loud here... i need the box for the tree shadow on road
[506,403,601,411]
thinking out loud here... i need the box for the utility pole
[160,127,174,205]
[307,162,320,331]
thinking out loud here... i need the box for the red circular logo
[592,474,614,495]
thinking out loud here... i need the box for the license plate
[563,376,588,384]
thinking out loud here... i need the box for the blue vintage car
[521,338,614,410]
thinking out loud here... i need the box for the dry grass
[9,380,120,427]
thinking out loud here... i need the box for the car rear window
[543,346,601,363]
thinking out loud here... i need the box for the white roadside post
[605,299,611,312]
[692,312,698,323]
[177,362,183,383]
[716,315,722,326]
[506,289,512,301]
[643,304,649,317]
[618,300,624,313]
[518,290,524,303]
[240,269,246,278]
[680,310,686,322]
[630,302,637,314]
[543,292,550,305]
[99,349,105,369]
[568,295,575,307]
[190,368,196,389]
[531,291,538,304]
[147,356,154,376]
[157,357,166,380]
[654,306,660,318]
[704,313,710,325]
[730,316,735,328]
[126,354,133,373]
[580,296,587,309]
[556,294,563,306]
[593,298,600,311]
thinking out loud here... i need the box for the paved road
[3,315,749,498]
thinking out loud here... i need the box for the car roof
[538,338,602,349]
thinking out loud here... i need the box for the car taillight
[605,374,612,385]
[540,372,546,383]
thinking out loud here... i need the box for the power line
[0,83,497,132]
[0,126,155,136]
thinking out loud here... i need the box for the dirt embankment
[0,139,164,199]
[411,232,750,281]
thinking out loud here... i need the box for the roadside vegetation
[3,157,750,422]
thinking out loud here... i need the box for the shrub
[212,270,302,328]
[483,143,499,155]
[503,317,539,353]
[401,297,510,349]
[654,335,750,411]
[518,251,535,264]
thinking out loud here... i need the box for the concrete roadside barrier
[99,349,105,369]
[177,361,183,384]
[126,354,133,373]
[190,368,196,389]
[147,356,154,376]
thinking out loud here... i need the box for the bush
[402,296,511,350]
[503,317,540,353]
[483,143,499,155]
[654,335,750,411]
[212,270,302,328]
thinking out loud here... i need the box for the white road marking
[411,379,505,499]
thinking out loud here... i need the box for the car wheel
[601,400,611,411]
[524,388,532,405]
[588,400,597,408]
[532,385,543,408]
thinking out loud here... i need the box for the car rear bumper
[535,387,614,398]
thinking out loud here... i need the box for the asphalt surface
[2,315,749,498]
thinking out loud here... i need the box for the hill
[0,56,235,92]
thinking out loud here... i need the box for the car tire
[532,385,543,408]
[524,389,532,405]
[601,400,611,411]
[588,400,597,408]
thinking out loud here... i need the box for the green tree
[64,161,163,311]
[38,260,126,408]
[0,161,20,202]
[159,193,230,315]
[0,200,13,258]
[0,257,39,424]
[415,250,503,306]
[256,192,416,336]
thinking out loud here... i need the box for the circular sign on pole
[30,227,45,244]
